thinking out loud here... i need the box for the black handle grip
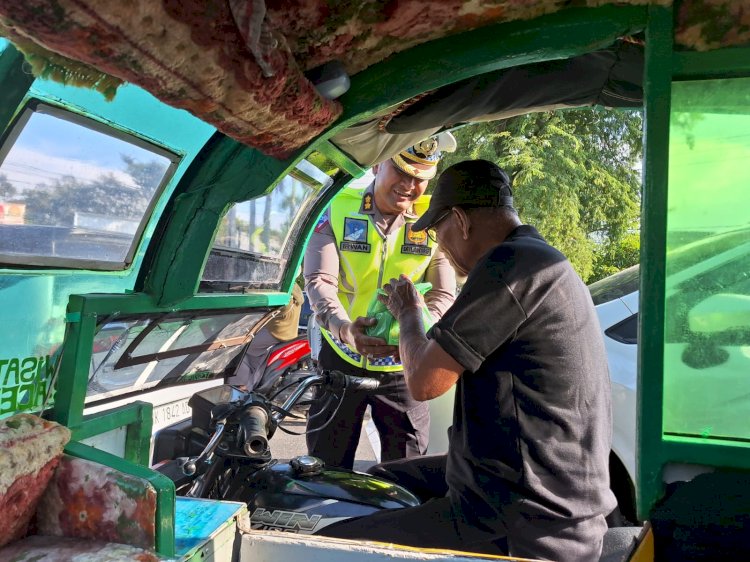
[346,375,380,391]
[325,370,380,391]
[240,405,269,458]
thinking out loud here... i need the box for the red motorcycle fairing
[267,337,311,373]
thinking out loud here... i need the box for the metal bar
[71,401,145,440]
[280,174,352,295]
[70,401,153,464]
[637,4,673,522]
[77,291,288,316]
[315,140,366,178]
[51,297,96,428]
[124,401,153,465]
[673,47,750,80]
[65,441,176,558]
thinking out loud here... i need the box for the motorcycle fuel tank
[237,456,420,535]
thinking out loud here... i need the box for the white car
[589,226,750,523]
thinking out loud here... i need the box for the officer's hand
[379,275,423,320]
[340,317,399,359]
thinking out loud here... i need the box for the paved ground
[272,406,380,473]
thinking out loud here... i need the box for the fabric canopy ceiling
[0,0,747,159]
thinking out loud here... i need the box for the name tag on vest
[401,244,431,256]
[341,241,371,252]
[401,223,430,255]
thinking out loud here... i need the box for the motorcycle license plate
[152,398,192,431]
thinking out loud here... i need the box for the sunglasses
[426,208,452,243]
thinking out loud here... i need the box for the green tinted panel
[664,78,750,442]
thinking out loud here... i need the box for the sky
[1,112,168,193]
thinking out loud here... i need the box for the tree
[438,108,642,283]
[120,155,169,196]
[0,173,16,199]
[20,155,165,226]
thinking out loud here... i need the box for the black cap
[413,159,513,231]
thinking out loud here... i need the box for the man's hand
[379,275,423,320]
[340,317,398,359]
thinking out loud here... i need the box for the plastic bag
[365,282,434,345]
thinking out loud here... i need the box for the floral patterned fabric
[0,1,748,158]
[0,414,70,547]
[676,0,750,51]
[0,535,167,562]
[35,455,157,550]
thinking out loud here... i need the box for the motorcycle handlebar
[324,370,380,391]
[271,370,381,424]
[240,405,269,458]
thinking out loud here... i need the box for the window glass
[588,264,640,306]
[201,156,335,290]
[0,105,173,268]
[86,310,267,404]
[663,78,750,442]
[606,313,639,345]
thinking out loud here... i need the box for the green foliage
[437,108,642,282]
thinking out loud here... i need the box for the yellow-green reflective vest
[321,187,434,372]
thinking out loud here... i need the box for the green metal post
[51,297,96,428]
[637,4,673,521]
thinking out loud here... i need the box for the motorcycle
[249,334,315,411]
[154,370,420,535]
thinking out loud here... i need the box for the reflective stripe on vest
[323,186,434,372]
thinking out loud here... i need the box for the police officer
[303,133,457,469]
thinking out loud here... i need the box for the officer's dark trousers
[319,455,608,562]
[306,337,430,469]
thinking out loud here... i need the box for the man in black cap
[318,159,615,562]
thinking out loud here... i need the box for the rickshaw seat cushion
[0,414,71,548]
[0,535,169,561]
[35,454,157,550]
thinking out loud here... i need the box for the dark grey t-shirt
[429,225,616,531]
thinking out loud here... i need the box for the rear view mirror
[682,294,750,369]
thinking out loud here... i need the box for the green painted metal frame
[52,290,288,430]
[72,401,154,465]
[673,46,750,80]
[280,173,355,294]
[141,5,649,307]
[65,440,176,558]
[638,36,750,519]
[637,4,673,521]
[0,43,34,134]
[316,140,366,178]
[48,290,291,557]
